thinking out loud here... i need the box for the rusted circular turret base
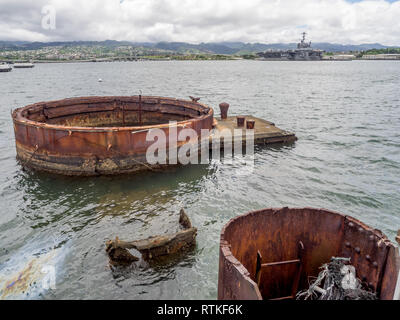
[12,96,214,176]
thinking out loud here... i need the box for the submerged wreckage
[12,95,296,176]
[106,209,197,265]
[218,208,400,300]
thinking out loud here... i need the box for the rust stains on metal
[218,102,229,119]
[12,97,298,175]
[246,120,255,130]
[218,207,400,300]
[105,209,197,265]
[105,237,140,266]
[138,94,142,125]
[236,116,245,127]
[12,96,214,176]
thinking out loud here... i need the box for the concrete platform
[213,115,297,145]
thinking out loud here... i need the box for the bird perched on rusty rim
[189,96,201,103]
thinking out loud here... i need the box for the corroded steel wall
[218,207,400,300]
[12,96,214,175]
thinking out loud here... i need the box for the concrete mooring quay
[213,115,297,146]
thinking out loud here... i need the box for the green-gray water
[0,60,399,299]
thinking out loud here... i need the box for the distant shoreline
[1,57,400,64]
[0,58,243,64]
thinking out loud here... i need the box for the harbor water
[0,60,399,299]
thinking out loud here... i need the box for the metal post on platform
[138,91,142,125]
[219,102,229,119]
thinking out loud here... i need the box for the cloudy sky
[0,0,399,45]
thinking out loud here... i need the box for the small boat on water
[218,207,400,300]
[13,62,34,68]
[0,64,12,72]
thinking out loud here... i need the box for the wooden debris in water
[105,209,197,265]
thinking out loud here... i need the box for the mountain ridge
[0,40,395,54]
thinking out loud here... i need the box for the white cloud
[0,0,399,45]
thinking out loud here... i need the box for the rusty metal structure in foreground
[12,96,214,175]
[218,208,400,300]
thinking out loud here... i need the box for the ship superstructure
[257,33,324,61]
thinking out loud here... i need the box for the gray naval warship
[257,33,324,61]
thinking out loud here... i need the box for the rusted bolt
[372,261,378,268]
[355,247,361,253]
[246,120,255,130]
[219,102,230,119]
[366,255,371,261]
[345,242,351,248]
[348,222,354,228]
[237,116,245,127]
